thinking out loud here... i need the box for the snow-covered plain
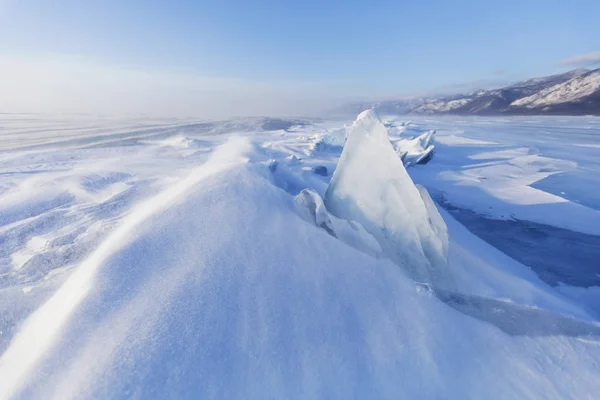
[1,112,600,399]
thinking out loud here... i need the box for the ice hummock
[324,110,453,289]
[312,128,347,152]
[295,188,336,236]
[392,129,436,167]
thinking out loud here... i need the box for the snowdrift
[3,158,600,399]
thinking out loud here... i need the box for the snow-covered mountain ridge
[412,68,600,116]
[348,68,600,116]
[512,69,600,109]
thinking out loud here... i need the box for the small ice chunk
[267,159,279,172]
[385,120,408,136]
[294,189,336,236]
[312,166,328,176]
[312,128,347,152]
[294,189,381,257]
[321,128,347,147]
[325,110,453,289]
[415,282,434,296]
[393,130,436,167]
[286,155,301,164]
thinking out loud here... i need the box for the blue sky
[1,0,599,116]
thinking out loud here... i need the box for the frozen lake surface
[0,113,599,399]
[403,116,600,289]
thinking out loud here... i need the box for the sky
[1,0,599,118]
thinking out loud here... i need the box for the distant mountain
[345,69,600,117]
[504,68,589,95]
[508,69,600,115]
[410,69,599,116]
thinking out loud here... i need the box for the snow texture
[0,112,599,399]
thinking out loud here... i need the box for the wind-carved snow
[324,110,454,290]
[512,69,600,108]
[0,137,252,400]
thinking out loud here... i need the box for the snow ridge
[0,137,251,400]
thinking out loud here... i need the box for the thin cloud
[0,55,348,118]
[559,51,600,67]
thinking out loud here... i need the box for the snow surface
[384,116,600,236]
[0,113,600,399]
